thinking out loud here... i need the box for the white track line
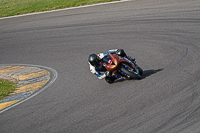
[0,0,129,20]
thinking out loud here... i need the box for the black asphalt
[0,0,200,132]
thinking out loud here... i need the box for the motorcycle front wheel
[121,66,141,80]
[138,67,143,76]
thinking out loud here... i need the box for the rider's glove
[116,49,122,55]
[116,49,126,57]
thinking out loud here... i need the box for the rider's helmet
[88,53,99,66]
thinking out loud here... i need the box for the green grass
[0,79,17,100]
[0,0,119,18]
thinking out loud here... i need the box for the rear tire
[105,76,115,84]
[121,66,141,80]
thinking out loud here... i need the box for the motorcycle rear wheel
[105,76,115,84]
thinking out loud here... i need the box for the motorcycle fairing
[106,53,136,77]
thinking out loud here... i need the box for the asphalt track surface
[0,0,200,132]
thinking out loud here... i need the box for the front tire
[121,66,141,80]
[138,67,143,76]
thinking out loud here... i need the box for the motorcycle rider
[88,49,135,83]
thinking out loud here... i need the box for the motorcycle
[102,53,143,83]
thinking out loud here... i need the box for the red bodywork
[105,53,135,77]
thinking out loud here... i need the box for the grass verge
[0,0,119,18]
[0,79,17,100]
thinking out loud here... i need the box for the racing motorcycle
[103,53,143,83]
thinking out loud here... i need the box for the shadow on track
[114,68,164,83]
[141,68,164,79]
